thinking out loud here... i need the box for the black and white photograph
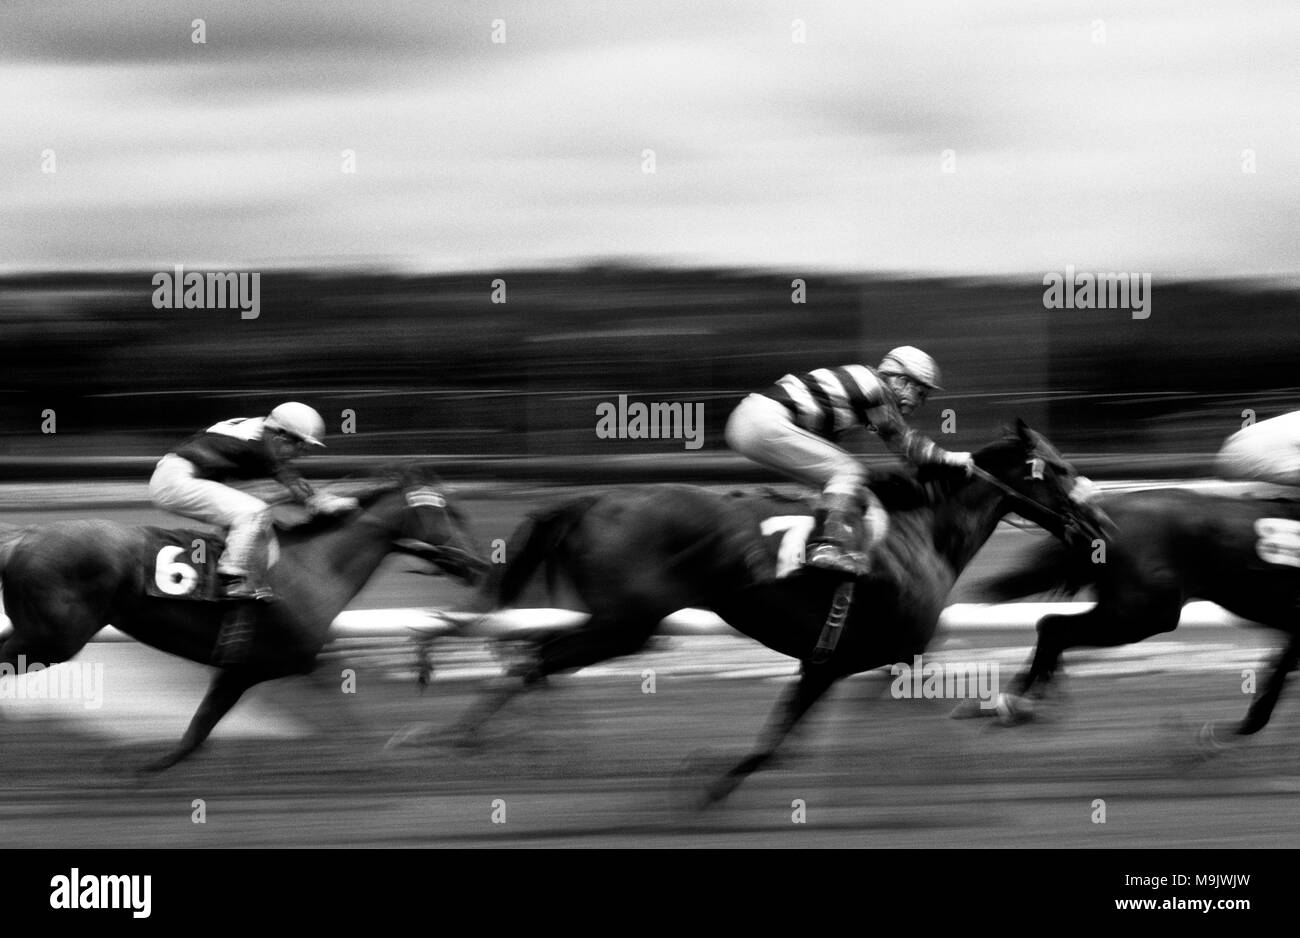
[0,0,1295,904]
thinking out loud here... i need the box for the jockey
[149,402,359,600]
[1215,410,1300,491]
[725,346,974,575]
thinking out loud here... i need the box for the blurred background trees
[1,268,1295,467]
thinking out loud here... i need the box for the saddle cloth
[141,528,227,601]
[756,500,890,579]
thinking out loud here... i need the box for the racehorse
[971,485,1300,752]
[0,463,485,771]
[443,421,1105,804]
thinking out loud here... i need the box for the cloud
[0,0,1296,274]
[0,0,477,63]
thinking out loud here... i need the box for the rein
[969,465,1104,544]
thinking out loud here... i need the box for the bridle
[352,482,483,581]
[970,456,1112,548]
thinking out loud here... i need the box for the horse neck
[929,477,1008,574]
[283,497,400,600]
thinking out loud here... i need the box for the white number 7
[761,515,816,578]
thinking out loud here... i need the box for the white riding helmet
[878,346,943,391]
[265,402,326,447]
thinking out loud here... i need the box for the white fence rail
[0,600,1250,646]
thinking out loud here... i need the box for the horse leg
[1002,595,1180,724]
[449,614,661,746]
[1200,633,1300,754]
[141,667,262,772]
[1001,610,1079,712]
[388,636,558,752]
[703,664,837,807]
[436,667,538,748]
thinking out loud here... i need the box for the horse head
[970,419,1114,549]
[352,462,489,585]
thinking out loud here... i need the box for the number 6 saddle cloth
[140,527,278,602]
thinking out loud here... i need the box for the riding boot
[213,572,271,666]
[217,571,274,602]
[220,509,275,601]
[806,491,870,576]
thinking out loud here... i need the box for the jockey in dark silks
[725,346,973,575]
[149,402,358,600]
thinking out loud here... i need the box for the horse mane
[865,465,932,512]
[978,427,1027,462]
[274,461,451,535]
[726,466,933,514]
[987,421,1070,471]
[898,426,1039,503]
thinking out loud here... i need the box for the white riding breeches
[149,454,272,575]
[726,393,887,550]
[725,393,868,497]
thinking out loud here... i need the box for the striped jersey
[762,364,953,465]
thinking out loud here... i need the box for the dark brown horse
[972,484,1300,753]
[0,463,485,771]
[442,421,1104,803]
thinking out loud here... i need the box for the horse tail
[974,535,1096,602]
[0,524,26,574]
[483,494,602,607]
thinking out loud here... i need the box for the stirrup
[218,573,275,603]
[806,544,871,577]
[804,494,871,576]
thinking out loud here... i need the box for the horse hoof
[671,750,734,814]
[1160,712,1211,773]
[137,743,192,774]
[384,722,441,750]
[995,693,1035,726]
[949,698,998,720]
[701,779,738,809]
[1195,721,1239,759]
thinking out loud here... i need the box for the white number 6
[154,546,199,595]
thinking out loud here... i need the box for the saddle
[769,506,890,579]
[748,470,920,582]
[729,482,921,664]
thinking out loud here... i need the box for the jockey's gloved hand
[1070,475,1101,505]
[308,493,361,515]
[943,451,975,475]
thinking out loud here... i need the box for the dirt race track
[1,490,1298,849]
[2,663,1299,849]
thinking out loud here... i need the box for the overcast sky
[1,0,1296,276]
